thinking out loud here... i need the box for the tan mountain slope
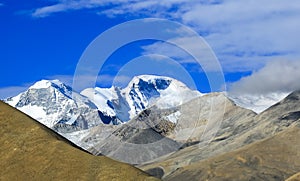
[139,93,257,177]
[139,91,300,179]
[0,101,159,181]
[286,172,300,181]
[164,125,300,181]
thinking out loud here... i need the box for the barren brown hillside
[0,101,158,181]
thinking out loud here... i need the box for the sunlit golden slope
[286,172,300,181]
[0,101,159,181]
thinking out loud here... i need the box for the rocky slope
[139,90,300,179]
[71,92,257,168]
[88,107,182,164]
[0,101,159,181]
[164,125,300,181]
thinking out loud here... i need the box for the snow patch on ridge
[166,111,181,124]
[81,87,118,117]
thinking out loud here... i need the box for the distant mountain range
[3,75,300,180]
[6,75,200,128]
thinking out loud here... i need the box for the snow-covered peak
[6,75,202,128]
[126,75,188,91]
[124,75,202,110]
[5,79,102,129]
[124,75,199,98]
[30,79,65,89]
[129,74,172,84]
[227,92,289,113]
[82,75,202,123]
[81,87,119,117]
[28,79,74,99]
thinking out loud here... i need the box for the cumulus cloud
[142,36,222,72]
[229,60,300,95]
[167,0,300,72]
[31,0,192,18]
[7,0,300,98]
[30,0,300,74]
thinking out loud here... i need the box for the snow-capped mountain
[5,80,102,132]
[5,75,202,132]
[4,75,290,136]
[81,75,202,122]
[227,92,290,113]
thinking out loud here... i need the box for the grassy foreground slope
[0,101,158,181]
[164,125,300,181]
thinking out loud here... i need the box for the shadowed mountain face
[0,101,159,181]
[86,107,181,165]
[74,92,257,166]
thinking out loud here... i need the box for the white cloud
[179,0,300,70]
[229,60,300,95]
[31,0,191,18]
[32,0,103,17]
[30,0,300,75]
[142,36,221,72]
[36,1,300,71]
[32,4,69,17]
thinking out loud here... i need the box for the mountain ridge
[4,75,299,180]
[5,75,201,137]
[139,90,300,179]
[0,101,159,180]
[81,74,201,123]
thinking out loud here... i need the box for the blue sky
[1,0,300,99]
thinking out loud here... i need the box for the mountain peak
[5,79,102,129]
[128,75,172,90]
[127,74,196,92]
[132,74,172,82]
[30,79,66,89]
[81,75,202,123]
